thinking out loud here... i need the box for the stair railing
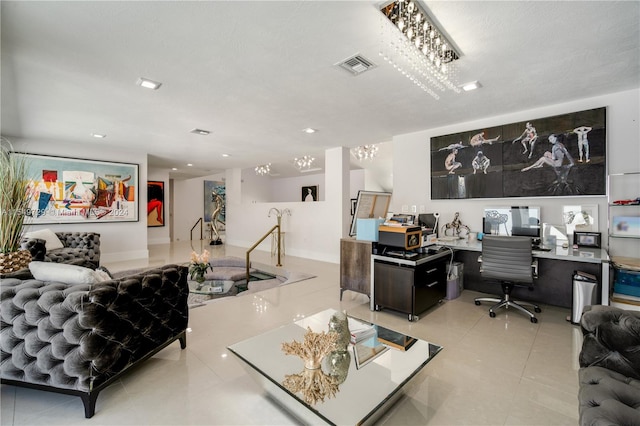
[190,218,203,240]
[246,224,279,283]
[245,208,291,283]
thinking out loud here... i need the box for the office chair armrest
[532,259,538,278]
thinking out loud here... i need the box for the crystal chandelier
[293,155,315,171]
[255,163,271,176]
[351,145,379,161]
[379,0,460,99]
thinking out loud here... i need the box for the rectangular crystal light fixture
[379,0,461,99]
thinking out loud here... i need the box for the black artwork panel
[430,107,606,199]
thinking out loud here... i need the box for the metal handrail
[246,224,280,283]
[190,218,203,240]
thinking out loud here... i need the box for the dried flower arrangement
[282,368,340,406]
[281,327,337,370]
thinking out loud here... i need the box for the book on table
[348,317,376,344]
[375,325,416,351]
[353,335,388,369]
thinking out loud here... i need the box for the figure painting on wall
[302,185,318,202]
[573,125,593,163]
[147,181,164,227]
[512,121,539,159]
[430,107,606,199]
[472,151,490,174]
[469,132,500,147]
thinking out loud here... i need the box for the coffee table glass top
[227,309,442,425]
[188,279,235,295]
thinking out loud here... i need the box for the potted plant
[0,137,33,274]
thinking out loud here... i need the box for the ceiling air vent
[337,54,376,76]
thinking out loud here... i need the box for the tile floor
[1,240,582,425]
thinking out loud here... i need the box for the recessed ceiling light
[172,168,178,171]
[302,128,317,134]
[190,128,210,135]
[91,133,106,138]
[136,77,162,90]
[187,163,193,167]
[461,81,482,91]
[221,153,230,157]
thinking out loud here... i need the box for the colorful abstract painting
[17,153,139,224]
[147,181,164,227]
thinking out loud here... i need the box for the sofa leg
[81,392,99,418]
[179,332,187,349]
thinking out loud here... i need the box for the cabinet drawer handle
[426,281,439,288]
[426,268,438,274]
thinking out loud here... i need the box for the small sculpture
[442,212,470,238]
[209,191,225,245]
[281,327,337,370]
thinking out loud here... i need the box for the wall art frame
[302,185,318,202]
[17,152,139,224]
[147,180,165,227]
[430,107,606,199]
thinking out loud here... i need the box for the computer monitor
[418,213,439,236]
[483,206,541,239]
[510,206,541,239]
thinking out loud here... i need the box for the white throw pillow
[23,229,64,250]
[93,268,112,282]
[29,261,97,285]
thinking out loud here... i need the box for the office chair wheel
[531,317,538,323]
[475,301,481,306]
[489,311,496,318]
[534,307,542,313]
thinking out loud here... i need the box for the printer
[378,224,422,251]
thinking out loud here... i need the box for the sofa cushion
[578,366,640,425]
[24,229,64,250]
[28,261,107,284]
[580,305,640,380]
[210,256,247,268]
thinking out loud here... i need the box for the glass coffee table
[188,280,235,296]
[227,309,442,425]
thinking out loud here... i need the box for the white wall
[147,169,171,245]
[172,172,226,242]
[170,160,366,263]
[392,88,640,257]
[223,147,351,263]
[11,137,149,263]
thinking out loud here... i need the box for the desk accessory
[573,231,601,248]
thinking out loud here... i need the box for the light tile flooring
[1,240,582,425]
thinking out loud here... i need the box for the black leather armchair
[578,305,640,425]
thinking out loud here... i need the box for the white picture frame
[562,204,598,235]
[542,223,569,246]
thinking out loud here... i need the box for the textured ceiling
[2,1,639,180]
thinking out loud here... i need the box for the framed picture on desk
[574,232,601,248]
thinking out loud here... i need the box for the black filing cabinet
[373,254,447,321]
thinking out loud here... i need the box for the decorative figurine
[442,212,471,238]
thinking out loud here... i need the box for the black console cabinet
[373,252,448,321]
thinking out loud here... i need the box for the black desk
[369,250,452,320]
[437,239,611,309]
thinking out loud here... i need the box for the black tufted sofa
[0,264,189,418]
[578,305,640,425]
[21,231,101,268]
